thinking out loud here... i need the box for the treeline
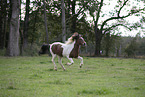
[0,0,145,57]
[100,34,145,57]
[80,32,145,57]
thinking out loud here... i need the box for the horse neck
[65,37,73,45]
[73,40,80,53]
[69,39,81,58]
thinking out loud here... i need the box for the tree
[104,33,112,57]
[64,0,90,34]
[138,37,145,55]
[43,0,49,44]
[0,0,10,49]
[71,0,76,33]
[23,0,30,49]
[102,32,121,57]
[0,0,6,49]
[7,0,20,56]
[125,37,138,57]
[41,0,90,40]
[87,0,145,56]
[61,0,66,42]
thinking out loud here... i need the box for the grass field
[0,56,145,97]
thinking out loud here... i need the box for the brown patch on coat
[69,43,79,58]
[69,33,79,58]
[69,36,86,58]
[51,44,63,57]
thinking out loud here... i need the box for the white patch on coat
[62,41,75,56]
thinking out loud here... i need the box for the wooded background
[0,0,145,57]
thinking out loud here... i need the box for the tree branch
[117,0,129,17]
[95,0,104,26]
[75,1,91,17]
[103,23,132,34]
[66,1,90,24]
[100,7,145,32]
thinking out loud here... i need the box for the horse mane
[65,32,79,45]
[65,37,74,45]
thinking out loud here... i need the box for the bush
[0,48,6,56]
[22,43,41,56]
[125,38,138,57]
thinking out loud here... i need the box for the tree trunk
[71,0,76,33]
[30,10,38,50]
[3,8,7,49]
[19,0,23,55]
[20,29,23,55]
[23,0,30,49]
[94,27,103,56]
[61,0,66,42]
[105,33,111,57]
[7,0,20,56]
[94,0,104,56]
[0,0,7,49]
[0,0,3,49]
[43,0,49,44]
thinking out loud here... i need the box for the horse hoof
[80,64,83,68]
[66,63,71,66]
[54,68,57,71]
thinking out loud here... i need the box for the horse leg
[51,54,57,71]
[66,56,74,66]
[58,56,66,71]
[78,56,83,68]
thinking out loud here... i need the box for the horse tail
[39,44,51,56]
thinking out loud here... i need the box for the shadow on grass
[40,61,51,64]
[47,80,72,85]
[78,88,112,95]
[7,85,17,90]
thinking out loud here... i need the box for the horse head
[77,36,86,46]
[72,32,86,46]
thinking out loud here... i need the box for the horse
[49,32,86,71]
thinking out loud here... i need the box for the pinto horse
[49,33,86,71]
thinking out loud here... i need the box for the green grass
[0,56,145,97]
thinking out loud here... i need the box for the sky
[22,0,145,37]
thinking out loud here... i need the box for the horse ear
[73,32,78,36]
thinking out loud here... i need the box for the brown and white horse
[49,32,86,71]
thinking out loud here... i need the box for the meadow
[0,56,145,97]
